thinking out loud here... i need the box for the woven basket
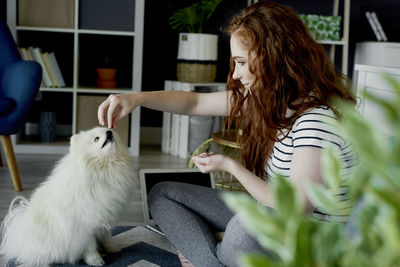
[189,137,246,192]
[177,63,217,83]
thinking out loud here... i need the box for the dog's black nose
[106,130,113,138]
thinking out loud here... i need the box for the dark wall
[0,0,6,22]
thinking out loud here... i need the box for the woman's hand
[193,152,276,207]
[98,93,137,128]
[191,152,233,173]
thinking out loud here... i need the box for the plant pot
[177,63,217,83]
[96,67,117,88]
[97,80,117,89]
[176,33,218,83]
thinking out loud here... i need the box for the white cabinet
[355,64,400,136]
[354,42,400,69]
[6,0,144,156]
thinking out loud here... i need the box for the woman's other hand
[191,153,233,173]
[98,93,137,128]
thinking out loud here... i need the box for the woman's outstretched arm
[98,90,230,128]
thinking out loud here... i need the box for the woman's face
[230,33,255,90]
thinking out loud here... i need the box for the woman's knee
[217,214,266,266]
[148,182,171,212]
[147,182,187,213]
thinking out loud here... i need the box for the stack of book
[162,80,226,158]
[18,46,65,88]
[365,11,387,42]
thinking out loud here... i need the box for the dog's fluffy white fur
[0,127,137,266]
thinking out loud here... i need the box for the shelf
[12,138,69,154]
[16,26,135,36]
[39,87,74,92]
[8,0,144,156]
[76,87,133,94]
[16,26,74,33]
[78,34,133,89]
[39,87,133,94]
[16,135,70,145]
[318,40,346,45]
[78,29,135,36]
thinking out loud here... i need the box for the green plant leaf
[274,175,303,220]
[169,6,198,33]
[222,192,293,262]
[294,220,315,266]
[306,183,343,214]
[367,185,400,215]
[311,222,346,266]
[321,147,342,190]
[239,253,280,267]
[363,90,399,124]
[346,163,370,202]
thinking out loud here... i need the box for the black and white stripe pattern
[263,106,356,221]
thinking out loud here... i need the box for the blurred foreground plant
[222,74,400,267]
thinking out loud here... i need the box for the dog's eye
[94,137,100,142]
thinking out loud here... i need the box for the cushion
[0,97,16,115]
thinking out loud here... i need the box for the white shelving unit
[6,0,144,156]
[327,0,350,75]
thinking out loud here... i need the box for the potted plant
[169,0,224,83]
[96,55,117,89]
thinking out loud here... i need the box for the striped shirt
[264,106,356,221]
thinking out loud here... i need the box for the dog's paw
[83,253,105,266]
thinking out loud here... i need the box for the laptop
[139,168,215,227]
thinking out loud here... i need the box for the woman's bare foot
[178,252,195,267]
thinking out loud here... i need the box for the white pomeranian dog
[0,127,138,266]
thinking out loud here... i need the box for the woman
[98,2,356,266]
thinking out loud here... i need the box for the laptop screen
[139,168,215,225]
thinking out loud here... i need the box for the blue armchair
[0,20,42,191]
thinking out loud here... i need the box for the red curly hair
[224,1,355,178]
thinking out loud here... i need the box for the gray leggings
[147,182,268,267]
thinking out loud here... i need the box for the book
[49,52,65,87]
[178,82,192,158]
[365,11,382,41]
[24,47,34,61]
[18,47,33,61]
[43,52,58,87]
[161,80,173,154]
[29,47,52,87]
[370,11,387,42]
[18,47,26,60]
[171,114,180,156]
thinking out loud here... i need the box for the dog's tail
[0,196,30,261]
